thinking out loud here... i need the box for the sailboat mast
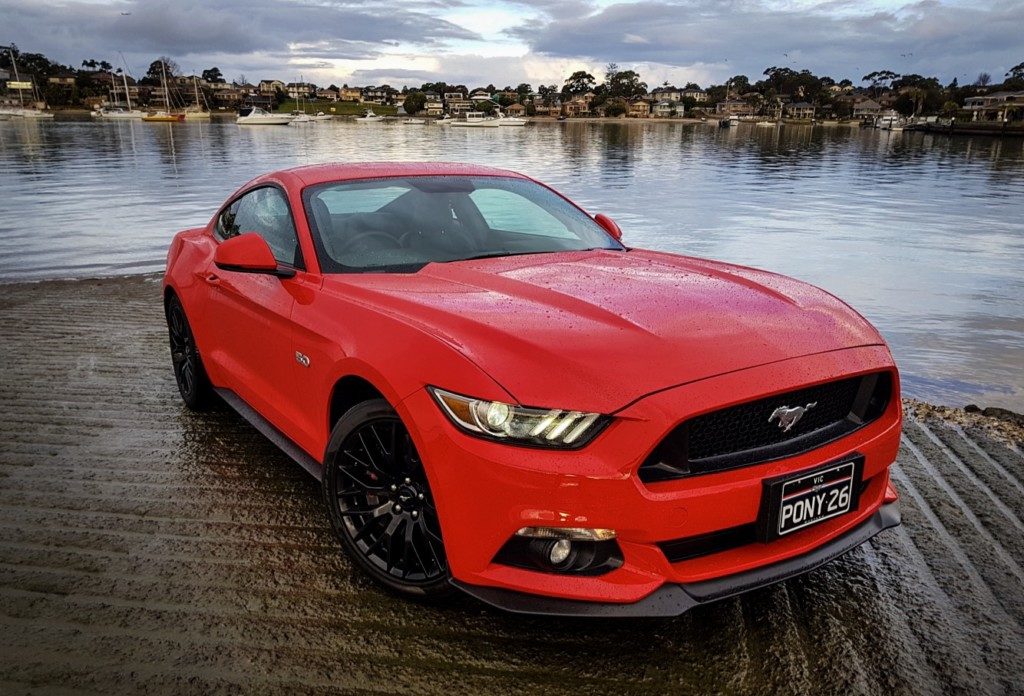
[161,61,169,110]
[7,47,24,107]
[122,71,133,111]
[193,75,200,110]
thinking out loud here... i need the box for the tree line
[3,44,1022,117]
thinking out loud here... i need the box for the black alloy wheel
[165,295,214,410]
[323,399,453,598]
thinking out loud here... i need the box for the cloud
[0,0,480,74]
[508,0,1024,83]
[1,0,1021,89]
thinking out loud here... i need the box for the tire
[323,399,454,599]
[165,294,215,410]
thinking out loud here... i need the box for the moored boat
[236,106,294,125]
[357,108,384,123]
[496,112,527,126]
[450,111,499,128]
[142,111,185,122]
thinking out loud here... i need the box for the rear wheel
[323,399,453,598]
[165,295,215,410]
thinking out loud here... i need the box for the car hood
[325,249,885,413]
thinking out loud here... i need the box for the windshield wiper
[443,250,554,263]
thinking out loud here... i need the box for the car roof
[267,162,528,188]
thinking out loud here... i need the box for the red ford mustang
[163,162,901,616]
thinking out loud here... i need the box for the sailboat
[184,76,211,120]
[143,61,185,122]
[4,46,55,118]
[94,68,144,119]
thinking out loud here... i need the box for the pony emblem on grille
[768,402,817,432]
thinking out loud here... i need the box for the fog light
[548,538,572,565]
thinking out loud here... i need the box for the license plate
[760,457,862,540]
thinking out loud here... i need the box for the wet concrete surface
[1,274,1022,695]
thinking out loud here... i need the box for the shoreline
[2,272,1020,426]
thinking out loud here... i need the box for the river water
[1,117,1021,410]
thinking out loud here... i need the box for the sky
[2,0,1022,89]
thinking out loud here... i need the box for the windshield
[303,176,623,272]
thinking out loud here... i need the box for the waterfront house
[339,87,361,102]
[469,90,493,102]
[852,98,882,118]
[785,101,815,119]
[681,87,708,102]
[47,73,76,87]
[317,88,339,102]
[424,91,440,102]
[715,99,754,117]
[213,88,244,108]
[287,82,316,99]
[242,93,273,109]
[628,99,651,118]
[563,93,593,117]
[651,100,678,117]
[505,103,526,116]
[259,79,285,95]
[964,91,1024,122]
[425,102,444,117]
[361,86,394,104]
[649,86,683,102]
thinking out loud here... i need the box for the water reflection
[0,118,1021,410]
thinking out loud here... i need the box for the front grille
[639,372,892,483]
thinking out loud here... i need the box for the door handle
[204,273,220,286]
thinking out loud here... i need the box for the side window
[469,188,575,239]
[217,187,302,267]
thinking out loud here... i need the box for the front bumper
[452,499,901,617]
[396,345,902,610]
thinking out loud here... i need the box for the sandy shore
[1,274,1022,694]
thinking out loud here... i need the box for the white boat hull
[237,115,294,125]
[498,118,527,126]
[451,120,500,128]
[95,110,145,120]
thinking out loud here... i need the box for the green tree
[202,67,224,83]
[728,74,751,93]
[861,69,900,96]
[941,101,960,117]
[1007,61,1024,80]
[402,90,426,115]
[893,93,915,116]
[604,99,627,117]
[606,68,646,99]
[146,57,180,83]
[515,82,532,98]
[477,100,495,115]
[975,72,991,87]
[564,70,595,95]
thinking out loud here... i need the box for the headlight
[428,387,609,448]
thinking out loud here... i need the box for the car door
[203,185,306,438]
